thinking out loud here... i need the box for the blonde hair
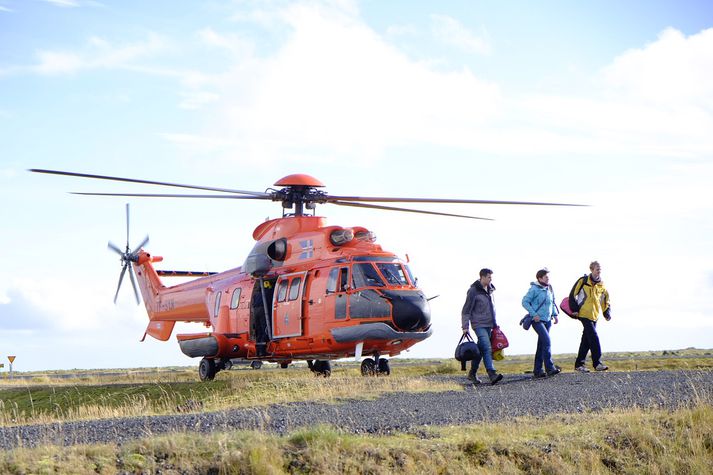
[589,260,600,271]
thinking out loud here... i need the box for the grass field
[1,402,711,474]
[1,349,712,473]
[1,348,712,427]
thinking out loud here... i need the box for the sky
[1,0,712,372]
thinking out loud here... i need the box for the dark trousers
[575,318,602,368]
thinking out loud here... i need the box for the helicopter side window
[352,263,385,289]
[376,263,408,286]
[230,288,242,309]
[213,292,222,318]
[277,280,289,302]
[338,267,349,292]
[288,277,302,301]
[327,268,338,293]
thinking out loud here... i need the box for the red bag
[560,297,576,318]
[490,326,509,351]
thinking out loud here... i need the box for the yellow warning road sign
[8,356,15,363]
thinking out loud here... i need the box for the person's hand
[553,316,559,324]
[533,315,540,322]
[604,315,611,321]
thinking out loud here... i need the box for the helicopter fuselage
[133,215,432,366]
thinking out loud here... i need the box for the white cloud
[43,0,79,7]
[178,91,221,110]
[0,5,12,12]
[430,14,491,55]
[27,33,169,76]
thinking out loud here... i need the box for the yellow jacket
[569,275,610,322]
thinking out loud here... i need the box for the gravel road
[1,370,711,450]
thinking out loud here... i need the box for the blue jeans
[470,327,495,372]
[532,320,555,375]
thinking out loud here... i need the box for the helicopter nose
[381,290,431,331]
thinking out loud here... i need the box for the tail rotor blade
[108,241,123,255]
[114,264,128,304]
[128,263,141,305]
[125,203,130,248]
[134,235,149,252]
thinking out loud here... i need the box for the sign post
[7,356,15,379]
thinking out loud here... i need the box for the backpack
[454,333,481,371]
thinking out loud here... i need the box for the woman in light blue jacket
[522,269,561,378]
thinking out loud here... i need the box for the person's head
[536,268,549,285]
[479,268,493,286]
[590,260,601,279]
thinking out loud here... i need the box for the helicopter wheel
[361,358,376,376]
[250,360,263,370]
[312,360,331,377]
[377,358,390,376]
[199,358,217,382]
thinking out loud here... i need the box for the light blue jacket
[522,282,557,323]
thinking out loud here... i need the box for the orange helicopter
[31,169,582,380]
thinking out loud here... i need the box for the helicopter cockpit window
[376,263,409,286]
[230,288,241,309]
[404,264,416,286]
[352,263,385,289]
[277,280,289,302]
[288,277,302,301]
[338,267,349,292]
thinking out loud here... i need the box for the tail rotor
[108,203,149,304]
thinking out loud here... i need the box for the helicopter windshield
[375,263,409,286]
[351,263,385,288]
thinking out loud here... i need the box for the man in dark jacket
[461,268,503,385]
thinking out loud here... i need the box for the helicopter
[31,169,583,381]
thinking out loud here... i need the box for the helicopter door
[326,266,349,319]
[272,271,306,338]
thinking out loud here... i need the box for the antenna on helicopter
[107,203,149,305]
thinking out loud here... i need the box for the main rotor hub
[271,175,327,216]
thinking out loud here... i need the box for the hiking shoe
[487,369,503,385]
[575,366,590,373]
[546,367,561,376]
[595,363,609,371]
[467,370,482,385]
[532,372,547,379]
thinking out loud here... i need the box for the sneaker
[467,369,482,384]
[595,363,609,371]
[575,366,590,373]
[487,369,503,385]
[532,372,547,379]
[546,367,561,376]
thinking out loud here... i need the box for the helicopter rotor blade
[331,201,494,220]
[127,263,141,305]
[108,241,123,255]
[325,195,587,207]
[71,192,270,199]
[114,264,128,304]
[30,168,270,198]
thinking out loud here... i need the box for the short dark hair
[479,268,493,278]
[536,269,549,280]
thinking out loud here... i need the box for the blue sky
[1,0,712,372]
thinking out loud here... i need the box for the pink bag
[490,326,509,351]
[560,297,577,318]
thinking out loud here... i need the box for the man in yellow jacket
[568,261,611,372]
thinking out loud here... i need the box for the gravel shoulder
[1,370,711,450]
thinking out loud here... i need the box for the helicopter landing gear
[308,359,331,377]
[360,358,376,376]
[361,356,390,376]
[199,357,217,381]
